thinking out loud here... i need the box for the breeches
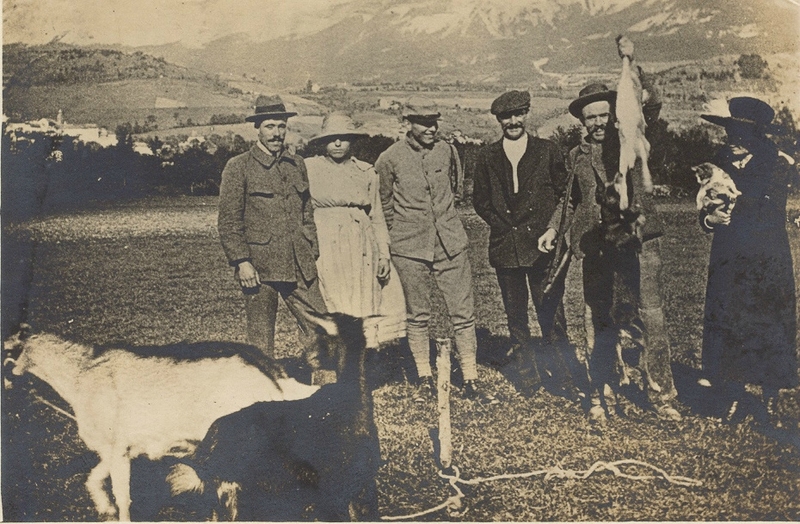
[392,241,477,380]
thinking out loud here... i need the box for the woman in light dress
[305,113,406,347]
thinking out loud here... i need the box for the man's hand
[377,257,391,282]
[538,228,558,253]
[237,260,261,288]
[705,199,731,226]
[617,35,634,60]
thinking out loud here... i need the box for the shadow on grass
[673,362,800,449]
[674,361,774,421]
[477,328,588,405]
[1,230,35,340]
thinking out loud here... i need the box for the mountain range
[119,0,799,88]
[4,0,798,89]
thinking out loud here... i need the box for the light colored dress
[306,155,406,346]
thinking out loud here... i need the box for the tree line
[3,108,798,221]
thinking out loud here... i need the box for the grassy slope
[2,197,799,521]
[3,78,250,130]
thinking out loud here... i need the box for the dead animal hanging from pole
[435,338,452,473]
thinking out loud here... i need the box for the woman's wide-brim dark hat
[700,96,784,134]
[245,94,297,122]
[568,83,617,119]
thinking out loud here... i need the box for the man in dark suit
[218,95,329,382]
[473,90,574,385]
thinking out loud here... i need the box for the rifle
[543,167,576,296]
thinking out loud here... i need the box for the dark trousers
[495,254,568,348]
[243,278,328,368]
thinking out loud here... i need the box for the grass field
[3,196,800,521]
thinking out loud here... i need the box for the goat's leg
[348,480,379,521]
[216,481,240,521]
[108,455,132,521]
[86,460,116,520]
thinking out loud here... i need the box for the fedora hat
[568,83,617,119]
[701,96,784,134]
[309,113,369,144]
[245,94,298,123]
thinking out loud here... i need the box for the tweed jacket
[565,73,664,258]
[376,134,468,261]
[472,133,568,268]
[218,144,318,283]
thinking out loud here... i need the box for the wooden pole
[435,338,452,471]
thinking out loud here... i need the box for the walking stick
[543,168,576,296]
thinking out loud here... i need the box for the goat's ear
[307,311,340,337]
[17,323,32,341]
[3,323,31,353]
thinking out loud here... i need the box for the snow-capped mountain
[6,0,798,87]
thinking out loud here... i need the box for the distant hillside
[2,43,219,88]
[2,43,324,129]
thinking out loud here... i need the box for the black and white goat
[167,314,381,521]
[3,327,318,521]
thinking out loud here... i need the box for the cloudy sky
[2,0,359,47]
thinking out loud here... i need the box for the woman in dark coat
[699,97,798,420]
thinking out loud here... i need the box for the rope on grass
[381,459,702,521]
[381,467,466,521]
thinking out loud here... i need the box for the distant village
[2,103,215,158]
[4,91,484,161]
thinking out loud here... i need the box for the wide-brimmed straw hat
[309,113,369,144]
[701,96,784,134]
[568,83,617,119]
[245,94,298,123]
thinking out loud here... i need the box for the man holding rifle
[563,36,681,424]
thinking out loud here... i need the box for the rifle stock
[543,167,576,296]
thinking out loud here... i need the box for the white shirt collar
[502,133,528,194]
[503,133,528,156]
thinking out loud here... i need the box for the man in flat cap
[563,36,681,423]
[473,90,580,395]
[218,95,329,382]
[376,102,497,404]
